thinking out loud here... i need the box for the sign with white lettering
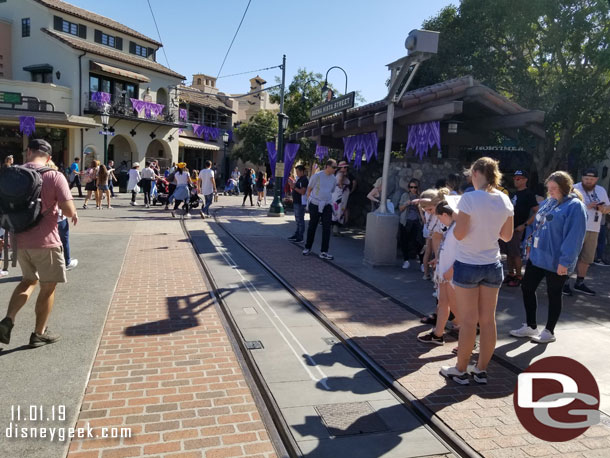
[310,92,355,120]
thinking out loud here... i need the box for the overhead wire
[216,0,253,79]
[217,64,281,79]
[146,0,171,69]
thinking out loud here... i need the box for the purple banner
[283,143,300,187]
[130,99,165,119]
[315,145,328,162]
[19,116,36,137]
[91,91,111,104]
[130,98,146,114]
[342,133,378,169]
[179,108,187,122]
[266,141,277,178]
[406,121,440,160]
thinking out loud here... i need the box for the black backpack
[0,165,53,233]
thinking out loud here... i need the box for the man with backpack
[0,139,77,348]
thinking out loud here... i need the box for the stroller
[152,177,169,206]
[189,187,202,208]
[224,178,239,196]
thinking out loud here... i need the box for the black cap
[582,167,598,178]
[513,170,528,178]
[27,139,52,155]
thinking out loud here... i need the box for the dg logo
[513,356,600,441]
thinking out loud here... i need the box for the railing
[84,91,176,123]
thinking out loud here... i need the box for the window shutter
[115,36,123,50]
[129,41,136,54]
[78,24,86,39]
[94,29,102,43]
[147,48,155,60]
[53,15,62,31]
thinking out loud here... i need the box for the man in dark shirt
[506,170,539,286]
[288,165,308,243]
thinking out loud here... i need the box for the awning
[0,109,101,129]
[179,137,220,151]
[90,61,151,83]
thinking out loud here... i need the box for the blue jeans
[58,218,71,265]
[203,193,214,215]
[453,260,503,289]
[596,223,606,260]
[293,202,305,240]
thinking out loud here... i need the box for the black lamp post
[321,66,348,100]
[101,103,110,165]
[268,55,288,217]
[222,131,229,181]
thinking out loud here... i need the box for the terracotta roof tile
[42,28,185,80]
[35,0,162,46]
[178,86,235,113]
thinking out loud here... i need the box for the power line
[216,0,253,79]
[146,0,171,69]
[217,64,281,79]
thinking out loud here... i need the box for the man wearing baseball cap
[505,170,539,287]
[0,139,77,348]
[565,167,610,296]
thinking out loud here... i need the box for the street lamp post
[222,131,229,181]
[321,66,348,100]
[268,54,288,217]
[101,104,110,165]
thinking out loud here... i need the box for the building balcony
[0,78,72,113]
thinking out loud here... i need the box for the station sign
[310,92,355,120]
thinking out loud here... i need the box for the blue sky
[70,0,456,103]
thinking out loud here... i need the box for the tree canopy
[231,110,277,165]
[417,0,610,178]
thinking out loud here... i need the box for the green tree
[231,110,277,165]
[417,0,610,178]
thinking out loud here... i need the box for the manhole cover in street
[314,402,388,436]
[245,340,263,350]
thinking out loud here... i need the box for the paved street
[1,193,610,458]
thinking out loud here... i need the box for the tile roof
[42,28,185,80]
[177,86,235,114]
[34,0,162,46]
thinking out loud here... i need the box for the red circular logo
[513,356,600,442]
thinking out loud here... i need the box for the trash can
[118,171,128,193]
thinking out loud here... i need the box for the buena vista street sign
[310,92,355,120]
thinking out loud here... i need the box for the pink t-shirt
[15,163,73,249]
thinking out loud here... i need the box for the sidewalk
[213,198,610,458]
[0,198,276,458]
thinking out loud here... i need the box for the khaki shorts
[17,247,66,283]
[506,229,524,257]
[578,231,598,265]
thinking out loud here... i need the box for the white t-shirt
[456,189,514,264]
[199,168,215,195]
[574,183,609,233]
[435,224,457,283]
[174,171,190,186]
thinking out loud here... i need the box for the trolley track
[180,213,480,458]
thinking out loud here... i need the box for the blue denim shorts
[453,260,504,289]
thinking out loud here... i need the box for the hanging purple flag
[365,132,378,162]
[283,143,300,187]
[406,121,441,160]
[192,124,204,138]
[266,141,277,178]
[179,108,187,122]
[342,136,354,163]
[315,145,328,162]
[342,133,378,169]
[91,91,111,105]
[147,102,164,119]
[19,116,36,137]
[130,98,146,114]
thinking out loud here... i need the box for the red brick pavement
[68,234,276,458]
[240,234,610,458]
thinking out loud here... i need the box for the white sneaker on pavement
[0,270,8,277]
[66,259,79,271]
[531,329,556,343]
[510,323,538,338]
[183,213,191,219]
[402,260,410,269]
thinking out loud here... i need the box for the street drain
[314,402,388,436]
[245,340,263,350]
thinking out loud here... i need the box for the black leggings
[521,260,568,333]
[399,219,423,261]
[173,200,189,212]
[242,186,254,205]
[142,179,152,205]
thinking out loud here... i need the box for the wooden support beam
[396,101,463,126]
[470,110,544,131]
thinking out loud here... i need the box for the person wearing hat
[565,168,610,296]
[127,162,141,205]
[0,139,77,348]
[504,170,539,287]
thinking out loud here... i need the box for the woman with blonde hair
[419,187,450,280]
[440,157,514,385]
[96,164,112,209]
[510,171,586,343]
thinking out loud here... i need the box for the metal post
[268,55,286,217]
[378,100,394,213]
[103,130,108,165]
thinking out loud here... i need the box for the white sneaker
[531,329,556,343]
[0,270,8,277]
[302,249,311,256]
[66,259,79,271]
[402,260,410,269]
[510,323,538,338]
[439,366,470,385]
[183,213,191,219]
